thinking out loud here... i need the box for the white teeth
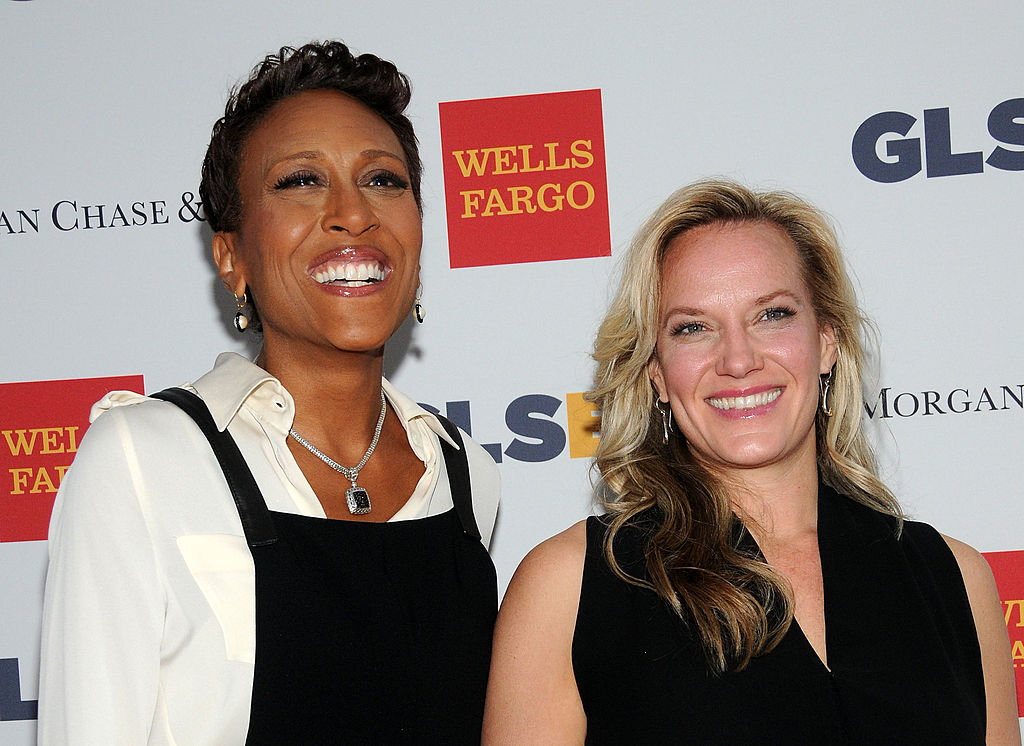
[707,388,782,411]
[313,262,387,286]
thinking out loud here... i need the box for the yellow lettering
[491,147,519,175]
[570,139,594,168]
[460,190,485,218]
[565,180,595,210]
[481,189,512,217]
[1011,639,1024,666]
[3,429,40,456]
[451,149,492,178]
[38,427,65,455]
[8,465,70,495]
[66,426,80,453]
[544,142,571,170]
[31,467,57,494]
[537,183,564,212]
[565,393,601,459]
[517,145,545,173]
[508,186,537,215]
[1003,599,1024,627]
[9,467,33,494]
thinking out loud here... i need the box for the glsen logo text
[852,97,1024,182]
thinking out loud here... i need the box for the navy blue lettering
[418,400,502,463]
[948,389,970,413]
[0,209,39,234]
[132,201,148,225]
[0,658,37,722]
[893,392,920,417]
[1001,385,1024,410]
[151,200,169,225]
[108,203,130,228]
[974,388,997,411]
[922,391,945,415]
[81,203,106,229]
[985,98,1024,172]
[504,394,565,462]
[923,108,984,177]
[852,112,921,183]
[51,200,78,230]
[863,387,892,419]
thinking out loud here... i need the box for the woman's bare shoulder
[483,520,591,744]
[940,533,1022,746]
[513,520,589,582]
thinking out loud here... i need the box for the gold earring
[233,291,249,333]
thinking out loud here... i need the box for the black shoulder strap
[434,415,481,541]
[151,387,277,547]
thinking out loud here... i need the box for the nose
[321,184,378,235]
[715,326,763,378]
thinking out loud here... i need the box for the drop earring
[413,285,425,324]
[233,291,250,333]
[819,368,835,416]
[657,401,673,444]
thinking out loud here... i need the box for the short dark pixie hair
[200,40,422,233]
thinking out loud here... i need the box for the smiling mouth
[707,388,782,411]
[312,260,390,288]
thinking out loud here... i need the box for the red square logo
[983,549,1024,716]
[439,89,611,268]
[0,375,143,542]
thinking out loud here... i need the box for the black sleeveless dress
[572,484,986,745]
[153,388,497,745]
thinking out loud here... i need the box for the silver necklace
[288,389,386,515]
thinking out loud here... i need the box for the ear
[819,322,838,375]
[212,231,247,298]
[648,356,669,403]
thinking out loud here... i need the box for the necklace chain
[288,389,387,487]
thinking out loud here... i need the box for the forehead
[660,220,809,303]
[242,89,403,165]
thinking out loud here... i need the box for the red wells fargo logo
[439,89,611,268]
[0,375,143,542]
[983,549,1024,716]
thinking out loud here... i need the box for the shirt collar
[381,377,460,449]
[190,352,282,431]
[191,352,460,449]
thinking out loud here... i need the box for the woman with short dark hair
[40,41,500,744]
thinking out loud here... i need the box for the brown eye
[274,171,320,189]
[364,170,409,190]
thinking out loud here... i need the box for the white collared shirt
[38,353,500,745]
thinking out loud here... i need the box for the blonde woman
[483,180,1017,744]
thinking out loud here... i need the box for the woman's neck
[720,452,821,543]
[257,340,389,460]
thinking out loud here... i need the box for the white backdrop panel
[2,1,1021,740]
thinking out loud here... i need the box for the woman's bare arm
[482,521,589,744]
[943,534,1021,746]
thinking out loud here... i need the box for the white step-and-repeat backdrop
[2,0,1021,739]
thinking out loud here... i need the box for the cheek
[656,347,707,402]
[765,325,822,371]
[394,207,424,252]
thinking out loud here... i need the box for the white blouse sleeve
[38,408,165,744]
[462,433,501,549]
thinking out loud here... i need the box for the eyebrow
[361,148,406,163]
[754,289,802,306]
[662,289,804,319]
[273,148,406,163]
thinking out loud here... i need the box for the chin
[695,437,792,471]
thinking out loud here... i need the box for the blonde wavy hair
[589,179,900,672]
